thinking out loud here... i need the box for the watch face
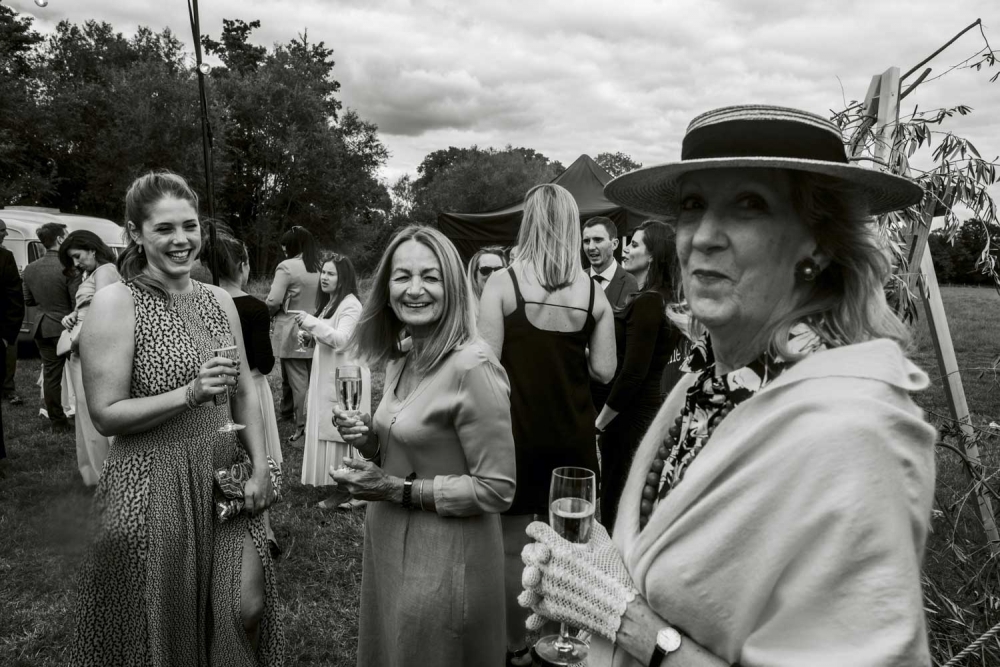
[656,627,682,652]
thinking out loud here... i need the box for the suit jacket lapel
[605,265,623,306]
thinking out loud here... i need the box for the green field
[0,285,998,666]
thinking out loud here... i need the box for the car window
[28,241,45,263]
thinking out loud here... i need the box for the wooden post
[873,67,900,166]
[904,196,936,292]
[860,67,1000,554]
[919,251,1000,550]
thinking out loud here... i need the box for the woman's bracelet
[417,479,426,511]
[358,431,381,462]
[185,380,205,410]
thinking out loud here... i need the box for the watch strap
[401,472,417,509]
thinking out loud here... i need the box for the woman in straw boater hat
[517,105,936,667]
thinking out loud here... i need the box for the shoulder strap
[587,273,596,314]
[508,268,524,308]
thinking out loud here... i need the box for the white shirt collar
[590,261,618,288]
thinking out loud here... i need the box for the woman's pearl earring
[794,258,820,283]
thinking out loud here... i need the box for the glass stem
[554,622,573,652]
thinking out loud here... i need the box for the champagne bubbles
[198,63,211,75]
[35,0,50,7]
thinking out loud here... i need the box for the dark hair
[118,170,200,303]
[200,219,248,283]
[37,223,68,249]
[583,216,617,239]
[633,219,675,296]
[279,226,320,273]
[314,253,359,317]
[58,230,117,278]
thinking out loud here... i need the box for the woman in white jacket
[294,253,371,508]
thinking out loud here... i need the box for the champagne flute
[534,466,597,665]
[211,333,246,433]
[334,365,364,462]
[335,365,363,412]
[288,310,314,354]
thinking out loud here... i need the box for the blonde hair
[350,225,476,373]
[466,245,507,300]
[671,170,911,359]
[516,183,581,290]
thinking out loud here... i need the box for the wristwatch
[649,626,682,666]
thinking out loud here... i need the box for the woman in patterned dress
[70,171,284,666]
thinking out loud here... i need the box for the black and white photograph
[1,0,999,665]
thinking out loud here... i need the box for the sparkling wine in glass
[534,466,597,665]
[335,365,363,412]
[211,334,246,433]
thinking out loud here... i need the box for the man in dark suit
[0,219,23,406]
[22,222,73,432]
[583,216,638,412]
[583,216,638,309]
[0,218,26,457]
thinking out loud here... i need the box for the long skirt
[37,364,76,418]
[68,354,110,486]
[358,501,505,666]
[252,371,282,467]
[70,410,285,666]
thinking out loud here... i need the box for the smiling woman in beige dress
[332,225,515,667]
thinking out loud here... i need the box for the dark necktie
[593,274,607,284]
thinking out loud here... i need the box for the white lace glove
[518,520,638,642]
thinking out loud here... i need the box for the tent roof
[438,154,648,245]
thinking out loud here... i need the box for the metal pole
[188,0,219,285]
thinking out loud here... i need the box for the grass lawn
[0,285,998,666]
[0,360,380,666]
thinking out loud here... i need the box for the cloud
[9,0,1000,186]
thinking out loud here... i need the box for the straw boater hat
[604,104,924,217]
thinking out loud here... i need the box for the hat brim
[604,157,924,218]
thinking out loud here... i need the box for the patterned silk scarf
[655,324,825,503]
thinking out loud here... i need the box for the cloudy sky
[10,0,1000,189]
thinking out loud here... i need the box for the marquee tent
[438,154,655,264]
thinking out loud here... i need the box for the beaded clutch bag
[213,452,283,522]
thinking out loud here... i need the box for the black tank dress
[501,270,598,516]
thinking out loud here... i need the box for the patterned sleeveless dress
[70,281,284,667]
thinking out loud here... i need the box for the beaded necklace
[638,325,825,530]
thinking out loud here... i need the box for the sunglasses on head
[478,266,501,277]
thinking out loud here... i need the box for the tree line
[1,10,388,272]
[928,218,1000,285]
[0,6,646,274]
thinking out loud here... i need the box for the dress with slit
[70,281,284,667]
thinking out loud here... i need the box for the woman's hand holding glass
[190,356,240,405]
[519,520,638,643]
[332,405,371,448]
[289,310,314,353]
